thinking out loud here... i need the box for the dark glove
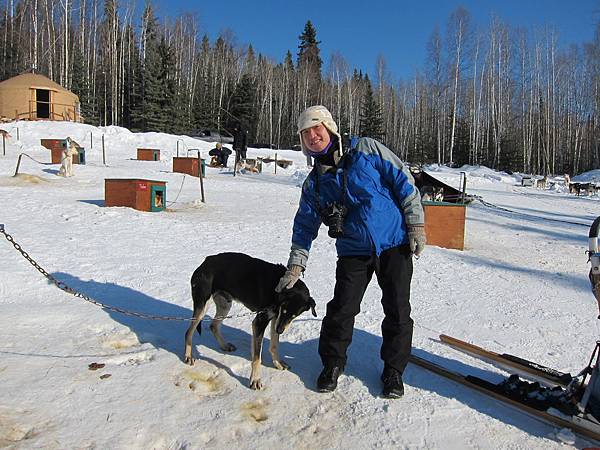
[275,265,303,292]
[407,224,426,257]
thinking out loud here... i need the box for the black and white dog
[184,252,316,390]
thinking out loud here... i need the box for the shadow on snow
[47,271,570,443]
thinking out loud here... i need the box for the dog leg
[184,302,209,365]
[269,319,290,371]
[210,293,236,352]
[249,312,271,390]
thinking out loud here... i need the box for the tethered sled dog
[184,252,317,390]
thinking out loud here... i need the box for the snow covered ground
[0,120,599,449]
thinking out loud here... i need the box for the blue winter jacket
[288,137,424,268]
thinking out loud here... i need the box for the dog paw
[273,360,290,371]
[222,343,237,352]
[249,378,263,390]
[184,356,195,366]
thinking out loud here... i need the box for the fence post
[102,134,106,165]
[2,133,5,156]
[198,153,205,203]
[14,154,24,176]
[274,153,278,174]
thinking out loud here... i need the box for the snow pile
[573,169,600,184]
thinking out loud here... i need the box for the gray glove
[407,224,426,257]
[275,265,303,292]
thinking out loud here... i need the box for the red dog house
[423,201,467,250]
[105,179,166,212]
[41,138,85,164]
[137,148,160,161]
[173,157,205,177]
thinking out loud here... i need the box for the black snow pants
[318,244,414,373]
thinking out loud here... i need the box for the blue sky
[156,0,599,81]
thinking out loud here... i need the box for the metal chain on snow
[0,224,257,322]
[166,173,187,206]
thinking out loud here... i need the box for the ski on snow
[438,334,573,387]
[408,338,600,442]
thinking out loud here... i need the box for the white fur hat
[297,105,341,155]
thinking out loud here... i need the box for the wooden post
[2,133,5,156]
[177,140,179,157]
[198,153,205,203]
[90,131,93,150]
[274,153,278,174]
[16,128,19,141]
[14,154,23,176]
[102,134,106,165]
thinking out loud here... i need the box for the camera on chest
[320,202,348,238]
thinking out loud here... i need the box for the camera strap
[313,153,349,212]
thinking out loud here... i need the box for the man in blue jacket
[276,105,426,398]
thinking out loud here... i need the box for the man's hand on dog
[275,265,303,292]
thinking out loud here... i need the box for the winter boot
[317,366,343,392]
[381,366,404,398]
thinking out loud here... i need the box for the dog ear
[310,297,317,317]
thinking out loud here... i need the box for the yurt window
[36,89,50,118]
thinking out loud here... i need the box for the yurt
[0,73,81,122]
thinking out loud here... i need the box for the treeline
[1,1,599,174]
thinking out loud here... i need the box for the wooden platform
[423,201,466,250]
[258,157,293,169]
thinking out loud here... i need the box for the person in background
[208,142,232,167]
[232,123,248,161]
[276,105,426,399]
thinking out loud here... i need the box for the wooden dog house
[104,178,166,212]
[423,201,466,250]
[41,138,85,164]
[173,157,205,177]
[137,148,160,161]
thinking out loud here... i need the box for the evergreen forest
[1,2,599,174]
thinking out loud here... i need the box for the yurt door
[36,89,50,119]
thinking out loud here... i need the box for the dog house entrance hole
[151,185,165,211]
[36,89,50,119]
[77,149,86,164]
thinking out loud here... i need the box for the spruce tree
[228,73,257,139]
[192,35,213,129]
[157,37,178,133]
[297,21,322,105]
[297,20,322,72]
[70,46,98,124]
[284,50,294,73]
[359,75,385,142]
[141,6,175,132]
[123,25,143,130]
